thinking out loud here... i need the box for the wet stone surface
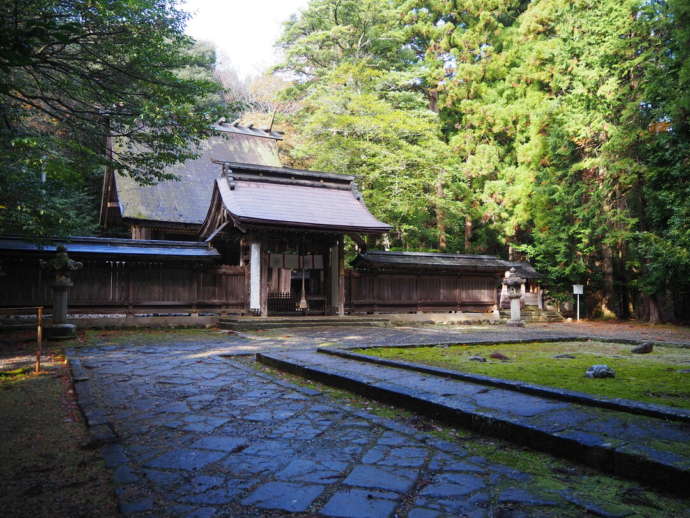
[71,326,690,517]
[267,349,690,472]
[74,337,595,518]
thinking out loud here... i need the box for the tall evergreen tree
[275,0,688,321]
[0,0,223,237]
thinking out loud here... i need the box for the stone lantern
[41,245,83,339]
[502,267,525,327]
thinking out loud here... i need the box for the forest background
[1,0,688,323]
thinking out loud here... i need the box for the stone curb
[256,351,690,495]
[65,348,118,446]
[339,335,687,350]
[319,346,690,424]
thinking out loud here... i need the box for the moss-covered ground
[0,356,119,517]
[0,328,221,518]
[355,341,690,409]
[244,357,690,517]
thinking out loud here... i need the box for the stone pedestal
[47,279,77,339]
[508,296,523,327]
[503,267,525,327]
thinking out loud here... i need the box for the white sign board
[573,284,584,295]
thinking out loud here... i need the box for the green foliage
[277,0,469,251]
[278,0,690,320]
[0,0,225,236]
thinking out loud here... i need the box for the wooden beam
[348,233,367,253]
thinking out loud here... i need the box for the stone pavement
[258,349,690,493]
[67,324,690,517]
[229,322,690,352]
[67,335,679,518]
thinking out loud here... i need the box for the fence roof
[0,236,220,260]
[353,251,543,277]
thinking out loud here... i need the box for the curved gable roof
[200,163,391,236]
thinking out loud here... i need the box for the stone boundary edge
[65,348,118,446]
[256,351,689,495]
[317,339,690,424]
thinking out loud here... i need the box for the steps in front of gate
[218,315,390,331]
[256,349,690,495]
[500,307,565,323]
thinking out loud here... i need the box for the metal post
[35,306,43,373]
[576,294,580,322]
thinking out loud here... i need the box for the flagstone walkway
[67,324,690,517]
[258,348,690,493]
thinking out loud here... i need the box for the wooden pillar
[415,274,421,314]
[329,238,344,316]
[249,241,261,315]
[260,247,269,317]
[338,238,345,316]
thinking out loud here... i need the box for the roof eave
[233,215,390,235]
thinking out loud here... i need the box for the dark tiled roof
[212,121,283,140]
[0,236,220,260]
[115,125,282,225]
[353,251,510,272]
[201,164,391,234]
[510,261,544,279]
[219,161,355,183]
[353,251,542,277]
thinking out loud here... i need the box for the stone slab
[257,349,690,493]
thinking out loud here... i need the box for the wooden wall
[0,256,245,313]
[346,270,498,313]
[1,254,498,316]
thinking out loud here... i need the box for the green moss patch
[355,341,690,410]
[0,366,118,518]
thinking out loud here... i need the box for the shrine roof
[200,162,391,235]
[112,124,283,226]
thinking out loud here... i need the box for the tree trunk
[601,243,619,318]
[435,179,446,252]
[464,216,472,252]
[646,294,662,324]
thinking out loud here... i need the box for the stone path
[69,337,672,518]
[258,349,690,493]
[231,322,690,352]
[67,324,690,517]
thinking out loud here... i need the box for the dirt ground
[534,320,690,345]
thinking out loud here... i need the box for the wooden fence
[346,271,499,313]
[0,257,246,314]
[2,255,500,317]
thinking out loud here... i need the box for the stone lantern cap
[502,267,524,288]
[40,245,83,286]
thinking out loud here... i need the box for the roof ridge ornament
[351,181,363,201]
